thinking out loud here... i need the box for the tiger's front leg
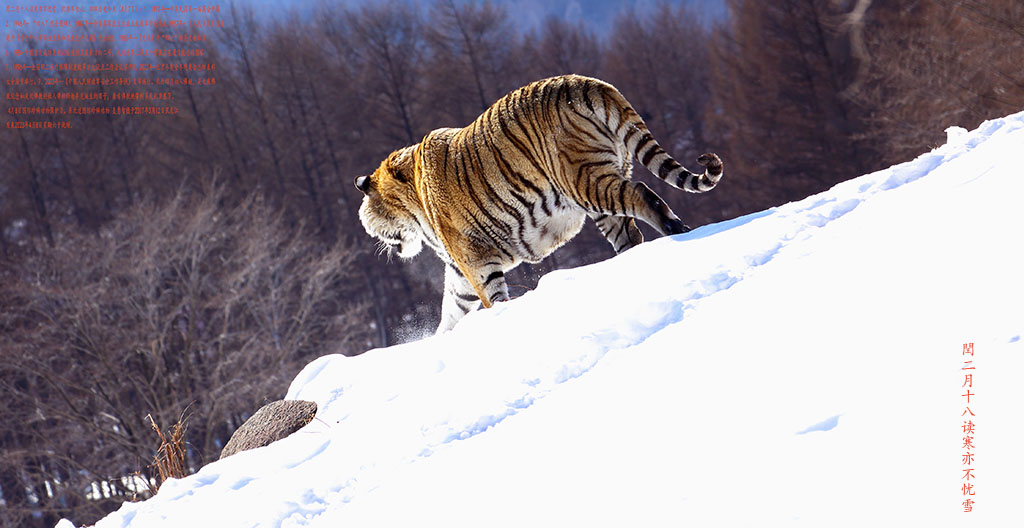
[438,262,479,333]
[435,252,511,334]
[436,258,511,333]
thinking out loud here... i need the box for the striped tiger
[356,74,724,333]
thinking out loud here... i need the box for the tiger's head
[356,145,426,260]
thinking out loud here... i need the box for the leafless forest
[1,0,1021,525]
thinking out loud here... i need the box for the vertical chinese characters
[960,342,976,512]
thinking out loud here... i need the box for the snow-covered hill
[75,112,1024,528]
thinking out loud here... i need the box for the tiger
[356,74,724,334]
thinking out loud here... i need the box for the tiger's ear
[389,145,416,166]
[388,146,417,183]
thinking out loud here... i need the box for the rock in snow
[219,400,317,460]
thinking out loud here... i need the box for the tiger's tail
[584,79,723,193]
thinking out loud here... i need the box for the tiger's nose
[355,175,370,193]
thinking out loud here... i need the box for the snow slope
[77,112,1024,528]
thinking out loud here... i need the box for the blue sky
[324,0,725,29]
[3,0,726,34]
[1,0,725,56]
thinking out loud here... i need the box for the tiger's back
[357,75,724,333]
[434,76,631,263]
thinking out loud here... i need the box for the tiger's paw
[697,153,723,176]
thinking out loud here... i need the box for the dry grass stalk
[146,412,190,491]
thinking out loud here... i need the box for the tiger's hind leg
[589,213,643,254]
[629,181,692,235]
[573,169,690,237]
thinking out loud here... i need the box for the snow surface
[77,112,1023,527]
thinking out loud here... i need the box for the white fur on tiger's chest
[518,205,586,264]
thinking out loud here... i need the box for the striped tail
[573,76,723,193]
[624,122,723,193]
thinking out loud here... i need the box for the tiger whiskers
[376,241,395,262]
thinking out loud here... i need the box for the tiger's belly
[516,206,586,264]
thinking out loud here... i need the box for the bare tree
[709,0,880,219]
[218,4,288,199]
[849,0,1024,165]
[424,0,519,125]
[344,1,426,145]
[0,183,369,526]
[522,16,603,79]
